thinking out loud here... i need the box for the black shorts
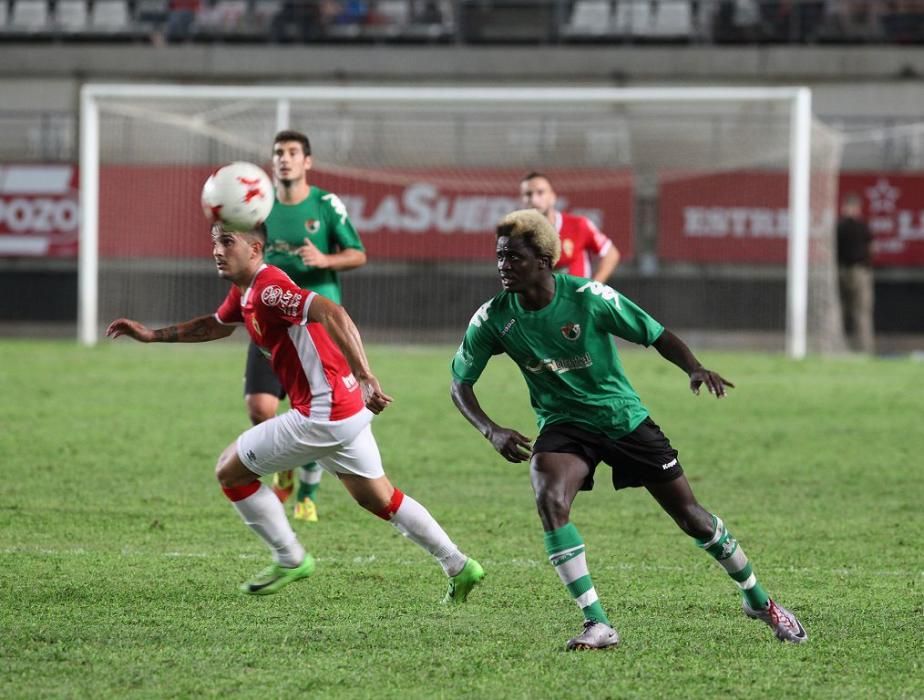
[244,341,285,399]
[532,417,684,491]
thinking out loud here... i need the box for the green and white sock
[544,523,610,625]
[296,463,322,502]
[696,514,770,610]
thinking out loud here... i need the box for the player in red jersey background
[520,172,620,283]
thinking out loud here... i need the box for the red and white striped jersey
[554,211,614,278]
[215,264,365,421]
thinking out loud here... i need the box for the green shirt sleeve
[451,300,501,385]
[577,280,664,347]
[322,192,365,252]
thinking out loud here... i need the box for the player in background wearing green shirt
[451,210,807,650]
[247,130,367,523]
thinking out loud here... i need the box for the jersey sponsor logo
[342,373,359,391]
[468,300,492,328]
[305,219,320,234]
[524,353,592,374]
[265,240,303,258]
[561,322,581,340]
[322,193,350,225]
[261,285,303,316]
[261,285,284,306]
[279,290,303,316]
[576,280,621,310]
[500,318,517,337]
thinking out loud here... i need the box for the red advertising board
[0,164,79,257]
[97,165,634,261]
[6,163,922,267]
[659,170,924,266]
[838,173,924,266]
[658,171,791,264]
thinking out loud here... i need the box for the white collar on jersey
[241,263,268,307]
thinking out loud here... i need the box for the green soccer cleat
[240,555,315,596]
[442,558,485,604]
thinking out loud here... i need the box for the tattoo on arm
[182,317,218,341]
[153,316,220,343]
[153,326,180,342]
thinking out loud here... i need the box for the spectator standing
[836,193,875,354]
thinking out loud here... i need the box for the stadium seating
[55,0,89,33]
[646,1,692,38]
[135,0,170,29]
[614,0,694,39]
[9,0,50,33]
[0,0,918,44]
[564,1,613,39]
[90,0,131,32]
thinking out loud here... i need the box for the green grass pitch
[1,339,921,699]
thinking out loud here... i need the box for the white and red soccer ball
[201,161,274,231]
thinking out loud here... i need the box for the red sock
[222,481,261,502]
[375,488,405,520]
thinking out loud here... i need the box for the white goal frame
[79,84,813,357]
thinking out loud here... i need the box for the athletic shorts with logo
[532,417,683,491]
[237,407,384,479]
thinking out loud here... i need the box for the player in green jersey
[450,209,807,650]
[247,130,367,523]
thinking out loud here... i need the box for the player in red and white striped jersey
[106,222,484,600]
[520,172,620,282]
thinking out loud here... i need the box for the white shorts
[237,407,384,479]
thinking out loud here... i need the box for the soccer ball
[201,161,274,231]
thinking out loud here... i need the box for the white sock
[389,492,467,576]
[298,463,323,486]
[230,484,305,567]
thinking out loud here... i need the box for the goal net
[79,85,845,356]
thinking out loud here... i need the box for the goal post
[78,83,840,357]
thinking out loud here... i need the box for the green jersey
[263,187,364,304]
[451,274,665,438]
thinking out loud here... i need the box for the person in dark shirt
[836,193,874,354]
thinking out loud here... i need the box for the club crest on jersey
[561,322,581,340]
[305,219,320,234]
[562,239,574,258]
[261,285,284,306]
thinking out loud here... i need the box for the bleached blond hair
[496,209,561,266]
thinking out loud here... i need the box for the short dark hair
[250,222,268,243]
[211,221,267,244]
[521,171,551,184]
[273,130,311,156]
